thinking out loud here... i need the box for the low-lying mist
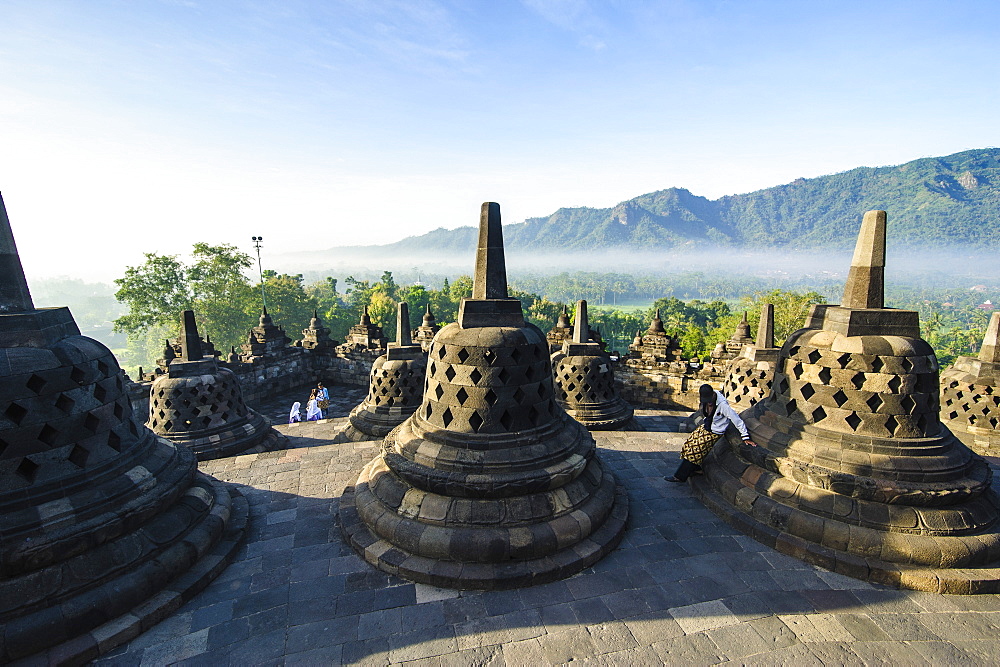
[273,247,998,292]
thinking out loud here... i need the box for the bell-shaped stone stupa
[723,304,780,411]
[341,302,427,441]
[552,300,634,430]
[340,202,628,590]
[693,210,1000,593]
[147,310,284,460]
[940,312,1000,455]
[0,193,247,663]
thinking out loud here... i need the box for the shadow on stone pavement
[92,425,1000,666]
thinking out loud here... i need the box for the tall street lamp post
[252,236,268,311]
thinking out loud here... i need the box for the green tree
[251,272,317,339]
[114,243,256,365]
[113,253,191,333]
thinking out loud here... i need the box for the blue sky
[1,0,998,280]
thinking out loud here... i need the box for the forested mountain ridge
[717,148,1000,248]
[329,148,1000,255]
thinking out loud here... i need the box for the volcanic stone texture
[551,301,634,430]
[0,194,246,663]
[340,202,627,590]
[340,346,427,441]
[693,211,1000,594]
[148,364,283,460]
[723,304,779,411]
[940,312,1000,456]
[722,354,775,411]
[552,351,634,430]
[341,324,627,589]
[0,325,247,663]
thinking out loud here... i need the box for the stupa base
[692,453,1000,595]
[4,475,248,664]
[158,410,285,461]
[948,425,1000,458]
[344,406,416,440]
[563,403,636,431]
[339,483,628,591]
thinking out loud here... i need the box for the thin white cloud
[521,0,608,50]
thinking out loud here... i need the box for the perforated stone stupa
[0,194,247,663]
[340,302,427,441]
[340,202,628,590]
[147,310,284,460]
[723,304,780,411]
[694,210,1000,593]
[552,300,634,430]
[940,312,1000,455]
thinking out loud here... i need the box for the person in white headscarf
[306,389,322,421]
[288,401,301,424]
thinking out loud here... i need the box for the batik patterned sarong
[681,425,723,465]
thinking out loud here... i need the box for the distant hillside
[302,148,1000,257]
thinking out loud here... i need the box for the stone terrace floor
[96,390,1000,665]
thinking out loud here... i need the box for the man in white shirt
[667,384,756,483]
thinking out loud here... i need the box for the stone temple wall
[129,332,733,417]
[130,348,378,414]
[617,362,724,410]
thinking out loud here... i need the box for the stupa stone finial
[573,299,589,344]
[458,203,524,328]
[423,303,435,325]
[554,298,634,430]
[981,312,1000,364]
[395,302,413,347]
[180,310,204,361]
[841,210,886,309]
[703,209,1000,594]
[756,303,775,349]
[723,302,779,410]
[360,305,372,325]
[941,310,1000,454]
[0,192,34,313]
[340,301,425,440]
[473,202,507,299]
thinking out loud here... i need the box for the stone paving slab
[94,412,1000,665]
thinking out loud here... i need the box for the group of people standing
[289,383,330,423]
